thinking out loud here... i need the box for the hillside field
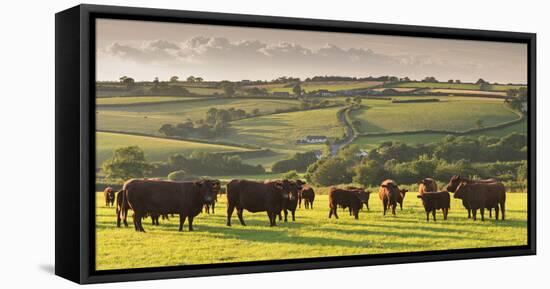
[96,132,252,166]
[385,82,526,91]
[95,191,528,270]
[350,97,520,134]
[96,96,202,106]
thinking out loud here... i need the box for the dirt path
[330,106,356,155]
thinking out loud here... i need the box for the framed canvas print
[55,4,536,284]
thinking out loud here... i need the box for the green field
[219,107,344,152]
[350,97,520,134]
[243,81,382,93]
[96,98,301,135]
[386,82,526,91]
[96,132,252,166]
[96,96,202,106]
[95,191,528,270]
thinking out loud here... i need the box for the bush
[308,158,353,186]
[271,151,318,173]
[282,170,299,180]
[167,170,187,181]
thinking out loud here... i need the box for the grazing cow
[417,191,450,222]
[446,175,500,218]
[116,189,128,228]
[278,180,304,222]
[226,179,294,227]
[379,179,403,216]
[418,178,438,195]
[104,187,115,207]
[203,193,218,214]
[300,186,315,209]
[328,187,368,219]
[453,181,506,221]
[122,179,220,232]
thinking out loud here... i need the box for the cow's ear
[381,184,387,188]
[417,195,423,199]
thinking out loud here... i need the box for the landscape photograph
[94,18,529,271]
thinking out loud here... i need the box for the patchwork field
[349,97,520,134]
[386,82,526,91]
[96,96,202,106]
[96,98,301,135]
[95,191,528,270]
[243,81,382,93]
[96,132,252,166]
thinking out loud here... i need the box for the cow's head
[453,182,469,199]
[282,179,300,201]
[194,179,221,203]
[418,178,435,187]
[355,188,369,203]
[400,189,408,198]
[295,179,306,191]
[271,181,290,199]
[446,175,462,192]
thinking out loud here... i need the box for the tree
[353,160,386,187]
[170,76,179,82]
[187,76,196,82]
[292,84,302,97]
[476,78,488,85]
[448,79,454,83]
[282,170,299,180]
[195,77,203,82]
[101,146,151,181]
[455,79,461,83]
[221,82,236,97]
[345,97,352,106]
[422,76,438,82]
[475,119,484,129]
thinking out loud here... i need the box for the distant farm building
[356,149,369,158]
[273,91,290,97]
[297,135,328,144]
[313,150,323,160]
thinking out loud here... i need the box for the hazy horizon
[96,19,528,84]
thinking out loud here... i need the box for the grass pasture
[386,82,526,91]
[95,191,528,270]
[350,97,520,134]
[96,132,252,166]
[242,81,382,93]
[96,96,202,106]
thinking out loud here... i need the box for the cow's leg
[354,209,359,220]
[291,209,295,222]
[333,208,339,219]
[132,213,138,231]
[500,202,506,220]
[467,207,471,219]
[188,216,194,231]
[399,202,403,211]
[349,207,352,216]
[489,208,492,218]
[472,209,477,221]
[366,201,370,211]
[123,209,129,227]
[328,208,332,218]
[444,208,448,220]
[392,204,396,215]
[116,208,121,228]
[237,208,246,226]
[426,211,429,222]
[311,200,314,209]
[179,215,187,232]
[432,210,436,222]
[137,213,145,232]
[495,206,500,221]
[212,203,215,214]
[298,198,302,209]
[284,209,288,222]
[383,200,387,216]
[226,204,235,226]
[278,211,283,221]
[480,208,485,221]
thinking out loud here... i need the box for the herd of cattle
[102,175,507,233]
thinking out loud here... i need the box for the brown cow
[345,186,372,212]
[122,179,220,232]
[203,193,218,214]
[446,175,500,218]
[104,187,115,207]
[379,179,402,216]
[116,189,128,228]
[300,186,315,209]
[417,191,450,222]
[418,178,438,195]
[453,181,506,221]
[278,180,304,222]
[226,179,294,227]
[397,188,408,211]
[328,187,368,220]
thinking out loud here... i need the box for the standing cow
[278,180,304,222]
[417,191,450,222]
[104,187,115,207]
[226,179,295,227]
[345,186,372,212]
[122,179,220,232]
[396,188,408,211]
[328,187,368,220]
[116,189,128,228]
[446,175,500,218]
[203,193,218,214]
[418,178,438,195]
[379,179,403,216]
[453,181,506,221]
[300,186,315,209]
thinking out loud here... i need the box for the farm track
[330,106,357,155]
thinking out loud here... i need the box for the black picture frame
[55,4,537,284]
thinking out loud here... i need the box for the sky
[96,19,528,84]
